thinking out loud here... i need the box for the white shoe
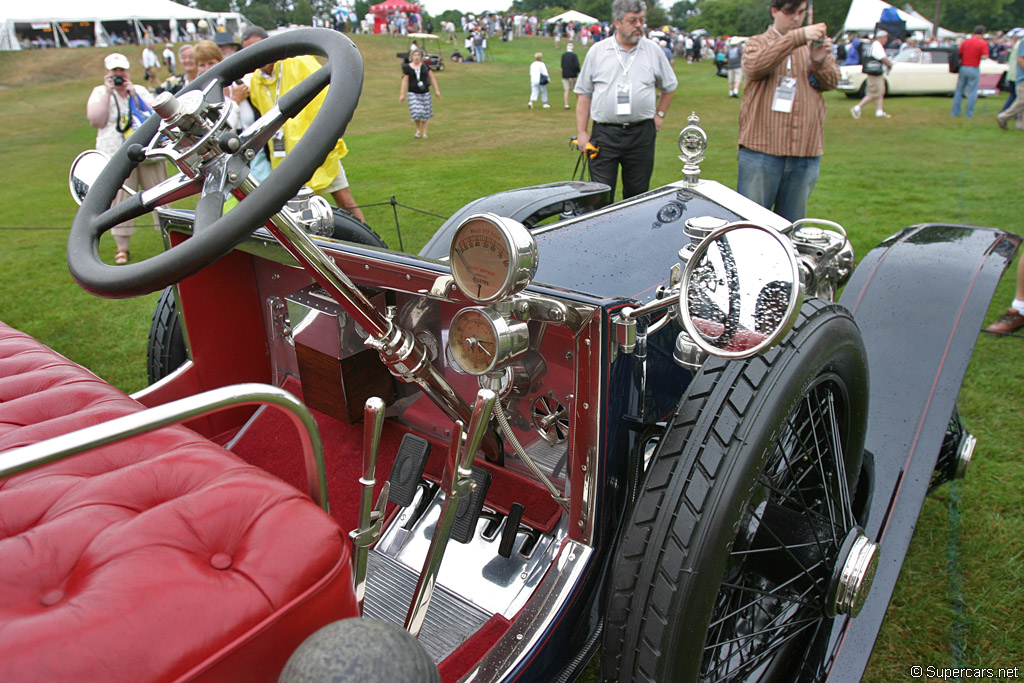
[527,101,533,109]
[542,103,550,108]
[850,107,861,119]
[876,111,891,118]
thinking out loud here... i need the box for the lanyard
[260,64,283,105]
[614,41,639,78]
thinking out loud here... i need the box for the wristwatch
[656,110,666,118]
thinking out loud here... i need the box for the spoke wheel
[602,299,870,683]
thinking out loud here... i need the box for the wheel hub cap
[829,528,879,618]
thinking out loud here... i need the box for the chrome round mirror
[678,223,802,358]
[68,150,113,206]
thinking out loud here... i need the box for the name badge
[772,77,797,113]
[616,82,632,116]
[272,129,287,158]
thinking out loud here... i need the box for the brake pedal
[388,434,431,507]
[450,467,491,544]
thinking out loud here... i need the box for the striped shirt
[738,26,840,158]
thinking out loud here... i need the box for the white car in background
[838,46,1008,97]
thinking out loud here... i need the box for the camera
[112,75,125,86]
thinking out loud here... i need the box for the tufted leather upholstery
[0,321,359,681]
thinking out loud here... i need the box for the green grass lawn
[0,33,1021,679]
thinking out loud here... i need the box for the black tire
[146,286,188,385]
[330,208,388,248]
[601,299,869,682]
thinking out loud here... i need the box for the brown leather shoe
[985,308,1024,336]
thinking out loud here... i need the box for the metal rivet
[584,339,591,346]
[582,403,589,410]
[577,520,585,528]
[581,464,587,472]
[569,553,576,561]
[516,633,524,641]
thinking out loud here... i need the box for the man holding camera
[737,0,839,222]
[85,53,167,264]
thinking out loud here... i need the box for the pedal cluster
[350,391,532,636]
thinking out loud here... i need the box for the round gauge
[449,213,538,304]
[448,307,529,376]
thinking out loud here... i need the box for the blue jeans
[736,147,820,223]
[473,46,485,62]
[952,66,980,117]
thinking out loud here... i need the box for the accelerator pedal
[498,503,525,558]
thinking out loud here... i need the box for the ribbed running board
[364,551,493,663]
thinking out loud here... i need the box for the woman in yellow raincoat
[247,42,364,221]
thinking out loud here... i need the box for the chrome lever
[404,388,497,637]
[349,396,389,614]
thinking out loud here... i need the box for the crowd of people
[84,4,1023,332]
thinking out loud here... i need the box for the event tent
[1,0,248,51]
[842,0,940,36]
[547,10,600,26]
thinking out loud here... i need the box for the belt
[595,120,651,129]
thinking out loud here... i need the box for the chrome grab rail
[0,383,331,513]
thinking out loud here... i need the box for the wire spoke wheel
[602,300,872,683]
[700,377,859,682]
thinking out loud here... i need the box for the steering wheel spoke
[139,172,204,209]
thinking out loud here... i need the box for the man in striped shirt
[736,0,839,222]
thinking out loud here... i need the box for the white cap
[104,53,130,70]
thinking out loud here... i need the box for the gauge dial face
[449,214,537,304]
[449,308,501,375]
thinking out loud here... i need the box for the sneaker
[527,101,533,109]
[985,308,1024,336]
[564,104,570,109]
[850,107,861,119]
[876,111,891,118]
[542,103,550,108]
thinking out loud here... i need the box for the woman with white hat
[85,53,168,264]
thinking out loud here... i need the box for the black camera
[112,75,125,86]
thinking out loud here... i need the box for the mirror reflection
[680,224,801,357]
[68,150,113,206]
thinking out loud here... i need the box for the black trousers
[588,120,657,201]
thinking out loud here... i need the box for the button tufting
[40,589,65,607]
[210,552,233,570]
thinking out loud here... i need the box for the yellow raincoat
[249,56,348,193]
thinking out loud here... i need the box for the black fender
[418,181,609,259]
[828,223,1020,680]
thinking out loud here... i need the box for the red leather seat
[0,321,358,681]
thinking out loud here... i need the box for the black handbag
[539,73,550,85]
[863,59,885,76]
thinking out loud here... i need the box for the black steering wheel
[68,28,363,299]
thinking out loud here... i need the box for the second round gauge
[448,307,529,375]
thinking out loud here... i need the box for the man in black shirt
[560,43,581,110]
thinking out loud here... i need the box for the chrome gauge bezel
[448,307,530,376]
[449,213,539,305]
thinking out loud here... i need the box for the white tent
[1,0,249,51]
[547,10,600,26]
[842,0,933,34]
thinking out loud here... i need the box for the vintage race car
[838,46,1007,97]
[2,29,1019,682]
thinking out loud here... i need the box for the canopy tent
[901,7,960,38]
[547,10,599,25]
[368,0,420,34]
[369,0,421,14]
[1,0,249,51]
[842,0,942,36]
